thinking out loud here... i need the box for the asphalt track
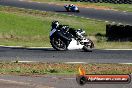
[0,75,132,88]
[0,0,132,24]
[0,46,132,63]
[0,0,132,63]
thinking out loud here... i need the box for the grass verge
[31,0,132,12]
[0,6,132,48]
[0,61,131,75]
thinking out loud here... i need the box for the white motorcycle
[64,5,80,12]
[50,21,94,52]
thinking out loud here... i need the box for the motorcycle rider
[51,21,60,29]
[64,4,69,11]
[51,21,69,32]
[51,21,81,39]
[69,4,75,9]
[64,4,74,12]
[64,4,79,12]
[50,21,94,51]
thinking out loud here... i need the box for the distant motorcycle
[64,5,80,12]
[50,21,94,52]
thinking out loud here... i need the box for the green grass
[90,3,132,12]
[0,7,52,47]
[0,6,106,47]
[0,6,132,49]
[0,62,131,75]
[31,0,132,12]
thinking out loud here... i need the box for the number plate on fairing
[50,28,56,36]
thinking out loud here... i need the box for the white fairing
[74,7,78,10]
[50,28,56,36]
[67,38,83,50]
[81,38,89,42]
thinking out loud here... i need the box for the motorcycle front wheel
[82,40,94,52]
[76,10,80,13]
[50,37,67,51]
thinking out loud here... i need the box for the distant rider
[68,4,74,9]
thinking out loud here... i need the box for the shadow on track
[0,46,55,51]
[0,46,84,52]
[55,10,80,14]
[55,10,69,12]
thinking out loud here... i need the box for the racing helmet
[51,21,59,29]
[71,4,75,7]
[69,4,73,7]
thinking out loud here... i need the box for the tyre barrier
[70,0,132,4]
[106,24,132,41]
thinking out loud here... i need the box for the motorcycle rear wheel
[50,37,67,51]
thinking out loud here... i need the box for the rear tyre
[50,37,67,51]
[66,9,70,12]
[76,10,80,13]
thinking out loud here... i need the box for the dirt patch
[0,62,132,75]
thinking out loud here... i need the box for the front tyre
[50,37,67,51]
[82,40,94,52]
[76,10,80,13]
